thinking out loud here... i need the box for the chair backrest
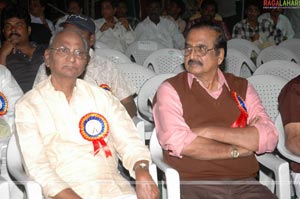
[276,114,300,163]
[125,40,166,65]
[95,48,131,64]
[149,129,163,162]
[227,38,261,59]
[256,46,300,67]
[137,73,176,122]
[6,134,23,178]
[278,38,300,59]
[247,74,288,121]
[253,60,300,81]
[143,48,184,74]
[224,48,257,78]
[115,63,157,92]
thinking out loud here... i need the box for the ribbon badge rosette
[0,92,8,116]
[231,91,248,128]
[99,84,112,93]
[79,112,112,157]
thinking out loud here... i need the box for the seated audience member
[0,65,23,133]
[285,9,300,39]
[29,0,55,34]
[55,0,82,32]
[259,8,294,44]
[134,0,185,49]
[15,29,159,199]
[278,76,300,198]
[153,21,278,198]
[164,0,186,33]
[0,4,46,93]
[232,0,274,48]
[94,0,134,53]
[184,0,231,40]
[34,15,137,118]
[116,0,139,29]
[189,0,222,21]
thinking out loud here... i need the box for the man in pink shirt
[153,21,278,198]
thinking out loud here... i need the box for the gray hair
[48,29,89,53]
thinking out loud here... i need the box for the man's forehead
[5,17,26,24]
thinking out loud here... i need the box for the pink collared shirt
[153,70,278,158]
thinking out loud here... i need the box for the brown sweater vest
[162,72,259,180]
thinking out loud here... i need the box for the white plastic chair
[150,129,180,199]
[137,73,176,139]
[150,128,290,199]
[256,46,300,67]
[247,74,288,122]
[279,38,300,59]
[115,63,156,92]
[253,60,300,81]
[143,48,184,74]
[0,176,9,199]
[95,48,132,64]
[224,48,257,78]
[227,38,261,60]
[125,40,166,65]
[6,134,43,199]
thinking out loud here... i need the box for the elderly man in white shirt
[15,29,159,199]
[135,0,185,49]
[34,14,137,118]
[94,0,135,52]
[0,65,23,134]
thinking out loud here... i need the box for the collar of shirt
[187,69,229,92]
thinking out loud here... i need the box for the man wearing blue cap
[34,14,137,118]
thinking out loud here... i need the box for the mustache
[8,32,21,38]
[188,59,203,67]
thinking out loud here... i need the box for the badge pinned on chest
[79,112,112,157]
[0,92,8,116]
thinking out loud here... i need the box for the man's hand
[118,17,130,31]
[100,21,115,32]
[0,40,16,65]
[135,168,160,199]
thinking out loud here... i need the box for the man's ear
[44,49,50,67]
[90,34,95,47]
[217,48,225,65]
[28,26,31,35]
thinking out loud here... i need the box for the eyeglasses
[49,46,88,60]
[184,44,215,57]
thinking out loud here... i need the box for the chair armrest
[152,154,180,199]
[9,169,43,199]
[256,153,291,199]
[0,176,9,199]
[277,146,300,164]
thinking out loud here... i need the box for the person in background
[34,14,138,118]
[232,0,274,48]
[0,65,23,135]
[94,0,135,53]
[135,0,185,49]
[29,0,55,34]
[258,8,294,44]
[55,0,82,32]
[0,4,46,93]
[153,21,278,198]
[116,0,139,30]
[164,0,186,33]
[189,0,222,21]
[15,28,159,199]
[184,0,231,40]
[278,75,300,198]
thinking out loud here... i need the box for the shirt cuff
[254,123,278,154]
[167,132,197,158]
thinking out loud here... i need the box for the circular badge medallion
[0,92,8,116]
